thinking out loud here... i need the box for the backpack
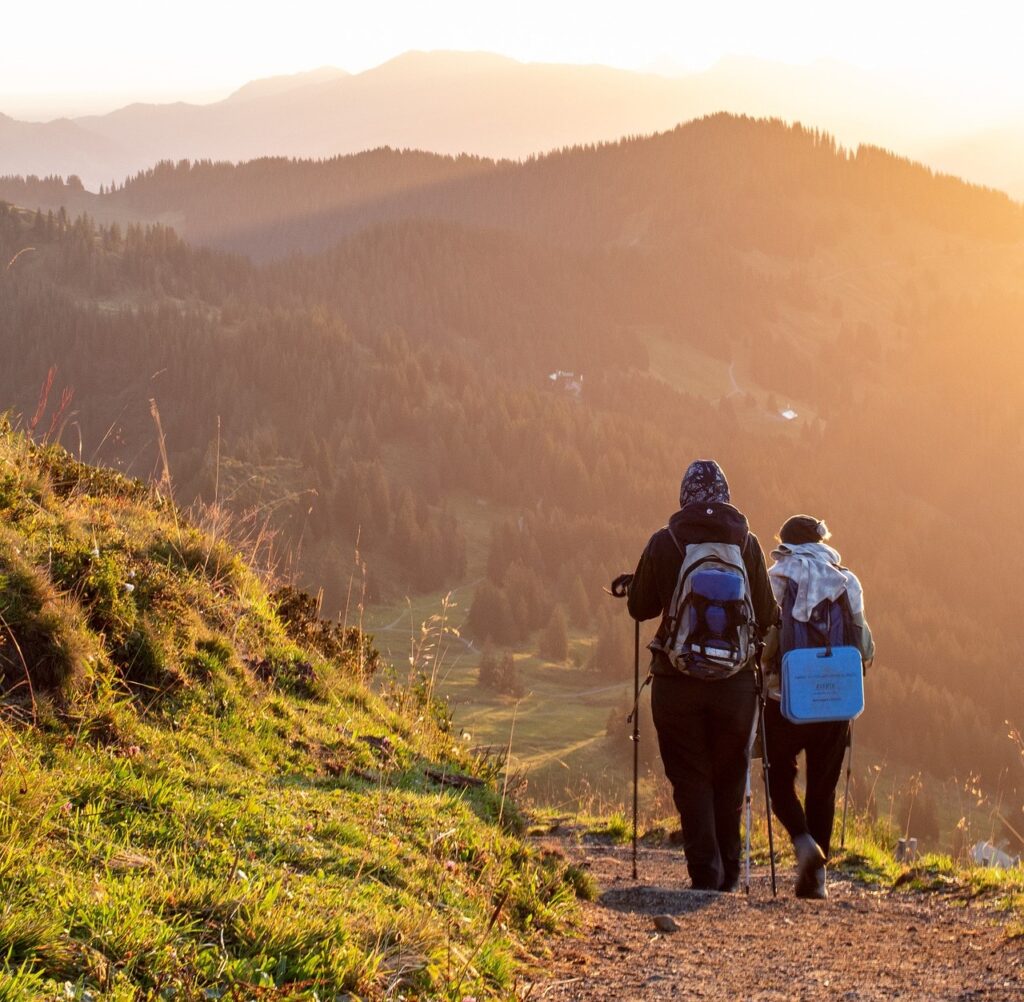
[778,579,864,723]
[778,579,857,654]
[654,534,756,679]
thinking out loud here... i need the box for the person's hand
[610,573,633,598]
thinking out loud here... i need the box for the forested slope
[4,113,1020,258]
[1,115,1022,802]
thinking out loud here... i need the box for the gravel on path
[527,838,1023,1001]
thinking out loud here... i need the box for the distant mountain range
[2,50,1022,198]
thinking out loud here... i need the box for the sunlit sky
[3,0,1024,120]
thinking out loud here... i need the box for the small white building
[548,370,584,399]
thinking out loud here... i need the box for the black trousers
[764,698,849,858]
[651,671,757,890]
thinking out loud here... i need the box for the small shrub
[115,615,177,690]
[249,645,320,698]
[273,585,381,675]
[563,863,599,901]
[0,531,94,698]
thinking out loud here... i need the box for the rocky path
[528,839,1022,1001]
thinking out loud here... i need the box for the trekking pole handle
[609,573,633,598]
[752,638,767,697]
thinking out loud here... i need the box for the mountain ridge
[4,50,1023,195]
[3,114,1019,264]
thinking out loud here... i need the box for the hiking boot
[793,833,826,899]
[811,864,828,899]
[796,862,828,900]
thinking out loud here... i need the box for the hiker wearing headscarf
[626,461,778,891]
[763,515,875,899]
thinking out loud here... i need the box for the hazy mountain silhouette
[4,51,1021,195]
[927,124,1024,200]
[223,66,351,103]
[0,113,127,184]
[2,52,703,187]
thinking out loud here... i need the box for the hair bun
[779,513,831,544]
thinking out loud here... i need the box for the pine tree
[539,607,569,663]
[477,649,523,697]
[477,648,498,689]
[495,651,524,697]
[567,575,591,628]
[466,581,515,644]
[588,611,631,679]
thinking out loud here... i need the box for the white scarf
[769,542,864,623]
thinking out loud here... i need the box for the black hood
[667,501,749,547]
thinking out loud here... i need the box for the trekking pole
[758,698,778,896]
[630,618,640,880]
[744,764,753,894]
[840,724,853,849]
[753,654,778,897]
[608,573,641,880]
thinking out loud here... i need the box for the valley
[1,114,1022,855]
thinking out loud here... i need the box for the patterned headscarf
[679,460,731,508]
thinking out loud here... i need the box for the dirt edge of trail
[524,833,1022,1001]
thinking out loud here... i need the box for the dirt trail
[529,837,1022,1001]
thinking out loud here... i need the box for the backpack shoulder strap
[666,526,685,559]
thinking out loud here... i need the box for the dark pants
[651,671,757,891]
[764,699,849,858]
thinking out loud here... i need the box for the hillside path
[528,837,1022,1001]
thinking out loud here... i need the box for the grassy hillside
[0,425,589,1000]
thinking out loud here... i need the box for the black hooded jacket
[627,502,778,676]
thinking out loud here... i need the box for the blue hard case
[780,645,864,723]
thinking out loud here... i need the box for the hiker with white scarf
[762,514,875,899]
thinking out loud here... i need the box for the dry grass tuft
[0,529,94,701]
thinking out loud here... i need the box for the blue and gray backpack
[653,534,756,679]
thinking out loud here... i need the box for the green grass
[0,425,585,999]
[381,632,632,810]
[363,528,634,813]
[585,811,631,845]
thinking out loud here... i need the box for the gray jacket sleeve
[853,609,875,665]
